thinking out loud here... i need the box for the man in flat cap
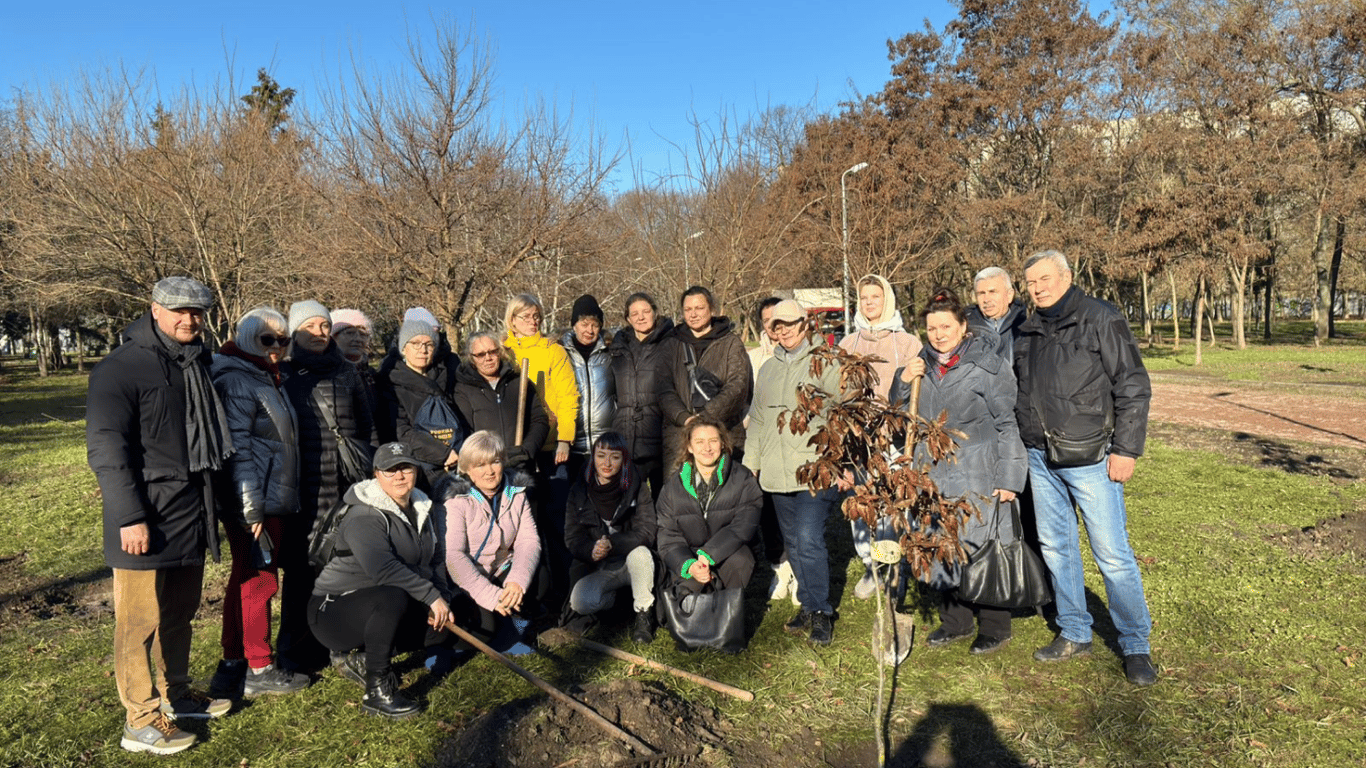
[87,276,236,754]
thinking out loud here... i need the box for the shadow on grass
[888,703,1027,768]
[1211,395,1366,448]
[1230,432,1360,479]
[0,376,89,428]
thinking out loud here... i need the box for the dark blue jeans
[771,488,839,614]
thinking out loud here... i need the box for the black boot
[631,609,655,644]
[362,670,421,719]
[207,659,246,699]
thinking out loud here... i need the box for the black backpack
[307,498,389,569]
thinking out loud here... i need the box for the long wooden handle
[515,358,530,447]
[442,620,653,755]
[576,638,755,701]
[904,374,923,455]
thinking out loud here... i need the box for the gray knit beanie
[288,300,331,334]
[399,319,437,350]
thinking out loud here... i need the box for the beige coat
[742,338,842,493]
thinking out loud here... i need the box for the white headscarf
[853,274,906,334]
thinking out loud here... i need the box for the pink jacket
[839,329,922,400]
[443,478,541,612]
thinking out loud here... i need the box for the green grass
[0,359,1363,767]
[1137,320,1366,388]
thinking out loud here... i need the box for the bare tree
[317,19,615,341]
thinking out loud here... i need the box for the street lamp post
[841,162,869,334]
[683,230,705,289]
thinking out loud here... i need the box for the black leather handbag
[658,583,745,653]
[957,499,1052,608]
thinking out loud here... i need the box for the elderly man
[87,277,235,754]
[1014,250,1158,686]
[966,266,1027,360]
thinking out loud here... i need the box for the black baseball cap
[372,442,428,472]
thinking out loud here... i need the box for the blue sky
[3,2,978,191]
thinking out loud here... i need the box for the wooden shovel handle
[576,638,755,701]
[515,358,530,447]
[904,374,923,455]
[442,620,653,755]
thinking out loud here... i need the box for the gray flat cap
[152,277,214,311]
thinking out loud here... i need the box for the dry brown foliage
[778,343,974,582]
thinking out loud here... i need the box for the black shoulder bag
[1028,346,1113,467]
[313,383,373,485]
[957,498,1052,608]
[683,344,724,411]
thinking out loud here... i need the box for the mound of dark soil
[0,554,115,626]
[430,678,794,768]
[1269,511,1366,571]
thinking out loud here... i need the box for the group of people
[88,248,1158,755]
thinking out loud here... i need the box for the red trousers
[220,516,286,668]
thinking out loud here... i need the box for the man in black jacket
[1013,250,1158,687]
[87,277,234,754]
[966,265,1027,362]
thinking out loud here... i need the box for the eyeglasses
[378,466,418,477]
[514,311,541,323]
[259,335,289,347]
[405,341,436,351]
[471,349,500,359]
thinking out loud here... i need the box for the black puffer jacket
[655,458,761,585]
[1013,285,1151,459]
[564,469,657,566]
[282,343,375,517]
[87,312,215,570]
[609,318,676,463]
[451,359,550,472]
[661,317,752,460]
[378,355,461,483]
[211,350,300,525]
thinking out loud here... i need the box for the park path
[1149,374,1366,451]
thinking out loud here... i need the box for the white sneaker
[854,568,878,600]
[770,561,800,606]
[768,562,791,601]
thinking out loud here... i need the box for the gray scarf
[157,327,234,471]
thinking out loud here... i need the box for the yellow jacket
[504,333,580,450]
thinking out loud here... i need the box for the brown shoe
[121,713,196,754]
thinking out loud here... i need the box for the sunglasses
[259,335,290,347]
[471,349,500,359]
